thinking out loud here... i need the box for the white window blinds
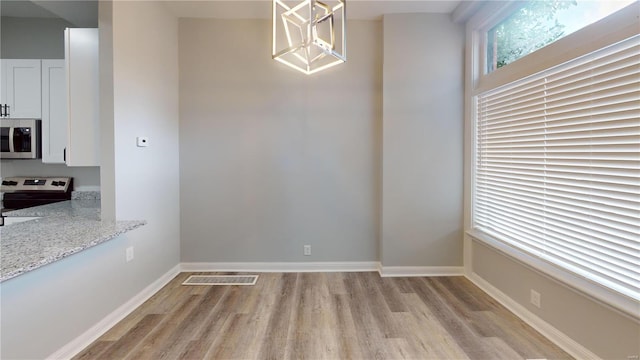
[474,34,640,302]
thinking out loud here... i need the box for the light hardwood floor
[74,272,572,360]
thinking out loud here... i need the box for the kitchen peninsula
[1,199,145,282]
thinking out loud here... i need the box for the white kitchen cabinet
[0,59,42,118]
[41,60,68,164]
[65,28,100,166]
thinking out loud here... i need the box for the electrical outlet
[530,289,541,308]
[303,245,311,256]
[126,246,134,262]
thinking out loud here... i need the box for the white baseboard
[467,272,601,360]
[378,266,464,277]
[180,261,380,273]
[180,263,464,277]
[47,264,181,360]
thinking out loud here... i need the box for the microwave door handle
[8,127,14,152]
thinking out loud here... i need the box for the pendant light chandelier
[272,0,346,75]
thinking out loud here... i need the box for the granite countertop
[0,200,146,282]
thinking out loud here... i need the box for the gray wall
[110,0,180,271]
[179,19,382,262]
[0,232,144,359]
[178,15,464,267]
[472,241,640,359]
[381,14,464,267]
[0,1,180,358]
[0,16,72,59]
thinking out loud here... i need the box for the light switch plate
[136,137,149,147]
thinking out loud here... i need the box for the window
[486,0,636,72]
[469,1,640,316]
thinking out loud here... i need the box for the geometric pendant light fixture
[272,0,346,75]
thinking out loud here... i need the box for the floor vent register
[182,274,259,286]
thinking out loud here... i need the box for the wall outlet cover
[530,289,541,308]
[136,137,149,147]
[126,246,134,262]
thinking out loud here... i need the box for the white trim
[378,266,464,277]
[180,261,380,273]
[467,272,601,360]
[450,0,485,24]
[46,264,181,360]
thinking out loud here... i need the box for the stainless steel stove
[1,176,74,211]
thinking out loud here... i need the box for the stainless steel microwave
[0,119,41,159]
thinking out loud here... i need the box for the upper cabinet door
[41,60,68,164]
[1,59,42,118]
[65,28,100,167]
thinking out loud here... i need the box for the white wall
[381,14,464,267]
[0,1,180,358]
[179,19,382,263]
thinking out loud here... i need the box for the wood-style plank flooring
[74,272,572,360]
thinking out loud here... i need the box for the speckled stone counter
[72,190,101,200]
[0,200,146,282]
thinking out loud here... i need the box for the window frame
[463,0,640,320]
[474,1,640,95]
